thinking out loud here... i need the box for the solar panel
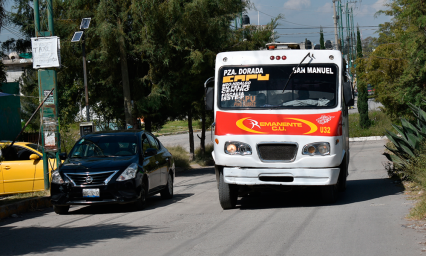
[71,31,83,42]
[80,18,91,30]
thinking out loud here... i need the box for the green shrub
[194,143,214,166]
[349,110,393,137]
[167,145,191,169]
[384,104,426,168]
[384,103,426,219]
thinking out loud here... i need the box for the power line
[275,25,380,29]
[256,9,334,28]
[1,26,26,39]
[3,25,26,36]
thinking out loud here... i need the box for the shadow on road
[238,177,403,210]
[176,166,215,177]
[0,223,157,256]
[68,193,194,215]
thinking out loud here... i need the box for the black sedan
[51,130,175,214]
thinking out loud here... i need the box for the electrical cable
[276,25,380,29]
[1,26,26,39]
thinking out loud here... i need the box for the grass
[167,145,191,169]
[153,120,202,135]
[194,144,214,166]
[0,190,50,207]
[385,140,426,220]
[398,149,426,220]
[349,110,393,138]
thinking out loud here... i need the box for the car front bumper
[51,180,141,206]
[223,167,340,186]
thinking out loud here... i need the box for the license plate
[83,189,100,198]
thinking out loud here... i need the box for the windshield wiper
[282,52,311,93]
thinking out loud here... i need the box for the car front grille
[65,171,117,186]
[257,143,298,161]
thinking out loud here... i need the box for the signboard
[31,36,61,69]
[80,122,94,137]
[43,90,54,104]
[39,70,59,152]
[43,117,58,151]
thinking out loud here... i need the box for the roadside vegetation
[349,110,393,138]
[384,104,426,219]
[167,143,214,169]
[0,190,49,207]
[153,120,202,135]
[351,0,426,220]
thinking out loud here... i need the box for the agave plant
[384,103,426,167]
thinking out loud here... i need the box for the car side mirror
[144,148,157,157]
[59,152,67,160]
[204,77,215,111]
[343,82,354,107]
[205,87,214,111]
[29,154,40,160]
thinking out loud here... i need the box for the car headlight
[302,142,330,156]
[224,141,252,155]
[51,170,65,184]
[116,163,138,181]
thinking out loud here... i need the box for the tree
[361,0,425,119]
[130,1,278,158]
[356,27,370,128]
[361,36,378,56]
[319,27,325,49]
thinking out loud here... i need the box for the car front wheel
[53,205,70,215]
[161,172,174,199]
[133,182,147,211]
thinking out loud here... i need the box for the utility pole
[82,34,89,121]
[333,0,339,50]
[346,3,353,78]
[338,0,345,53]
[33,0,61,190]
[351,8,356,60]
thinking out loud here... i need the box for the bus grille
[257,143,297,161]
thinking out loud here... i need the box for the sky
[246,0,392,45]
[0,0,392,48]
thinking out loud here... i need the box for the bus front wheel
[218,171,238,209]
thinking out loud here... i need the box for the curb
[349,136,387,142]
[0,196,51,219]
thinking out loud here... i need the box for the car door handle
[4,166,10,170]
[155,161,159,164]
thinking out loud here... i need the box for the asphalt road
[1,140,425,256]
[158,131,214,152]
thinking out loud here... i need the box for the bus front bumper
[223,167,340,186]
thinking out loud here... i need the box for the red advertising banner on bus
[215,111,342,136]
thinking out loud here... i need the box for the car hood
[60,156,137,173]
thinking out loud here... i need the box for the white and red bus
[205,43,354,209]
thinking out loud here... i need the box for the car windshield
[219,64,338,109]
[69,135,138,158]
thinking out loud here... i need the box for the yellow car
[0,142,57,195]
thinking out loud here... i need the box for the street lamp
[71,17,91,121]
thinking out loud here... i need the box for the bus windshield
[219,64,338,109]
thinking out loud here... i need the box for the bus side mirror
[343,82,354,107]
[205,87,214,111]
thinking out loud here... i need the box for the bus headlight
[302,142,330,156]
[224,141,252,155]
